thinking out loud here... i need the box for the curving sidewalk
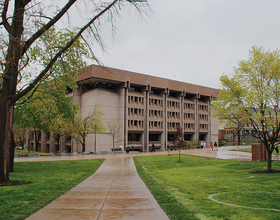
[23,145,259,219]
[26,155,170,220]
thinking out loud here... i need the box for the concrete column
[163,92,168,150]
[180,95,184,134]
[60,137,66,152]
[205,100,211,145]
[124,87,128,149]
[144,88,150,151]
[72,88,82,116]
[41,133,47,153]
[194,96,199,141]
[49,134,56,153]
[71,88,82,153]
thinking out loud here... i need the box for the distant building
[30,65,219,153]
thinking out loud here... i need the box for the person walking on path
[152,143,155,152]
[203,141,206,150]
[201,141,203,149]
[214,141,218,151]
[236,140,239,147]
[210,142,213,151]
[167,143,170,155]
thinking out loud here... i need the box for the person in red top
[236,141,239,147]
[210,142,213,151]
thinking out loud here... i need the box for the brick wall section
[251,142,268,161]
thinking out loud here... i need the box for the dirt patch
[250,170,280,174]
[0,181,32,187]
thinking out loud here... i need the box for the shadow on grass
[0,181,32,186]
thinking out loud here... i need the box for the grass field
[134,155,280,220]
[0,159,104,220]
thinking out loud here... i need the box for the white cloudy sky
[85,0,280,89]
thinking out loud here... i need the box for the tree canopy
[0,0,149,183]
[212,46,280,172]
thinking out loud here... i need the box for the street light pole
[95,124,96,153]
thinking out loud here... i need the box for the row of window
[128,108,144,117]
[127,120,209,132]
[167,101,180,109]
[128,108,209,121]
[149,110,163,118]
[128,96,144,105]
[199,114,208,121]
[149,121,163,129]
[128,95,209,112]
[184,103,195,111]
[167,111,180,119]
[128,120,144,129]
[184,113,195,121]
[200,124,208,131]
[198,104,208,112]
[184,123,195,130]
[149,98,163,107]
[167,122,180,129]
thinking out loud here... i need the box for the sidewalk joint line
[96,171,116,220]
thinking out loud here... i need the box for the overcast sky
[89,0,280,89]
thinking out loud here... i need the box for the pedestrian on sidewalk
[210,142,213,151]
[214,141,218,151]
[201,141,203,149]
[236,140,239,147]
[203,141,206,150]
[152,143,155,152]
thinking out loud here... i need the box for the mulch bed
[0,181,32,187]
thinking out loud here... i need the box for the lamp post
[95,124,96,153]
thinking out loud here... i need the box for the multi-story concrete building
[31,65,219,153]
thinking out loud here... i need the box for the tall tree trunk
[9,132,15,173]
[0,100,14,182]
[56,136,60,153]
[82,136,86,152]
[113,137,115,152]
[267,151,272,172]
[179,149,181,162]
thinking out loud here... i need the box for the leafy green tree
[0,0,149,183]
[70,108,105,152]
[212,46,280,172]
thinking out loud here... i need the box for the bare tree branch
[20,0,77,58]
[1,0,11,33]
[13,0,120,102]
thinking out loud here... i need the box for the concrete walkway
[26,155,170,220]
[22,145,267,219]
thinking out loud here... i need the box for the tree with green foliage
[212,46,280,172]
[70,108,105,153]
[171,125,186,162]
[0,0,149,183]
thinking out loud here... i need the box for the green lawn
[232,148,252,153]
[234,148,279,154]
[134,155,280,220]
[0,159,104,220]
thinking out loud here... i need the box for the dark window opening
[149,134,160,141]
[128,133,141,142]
